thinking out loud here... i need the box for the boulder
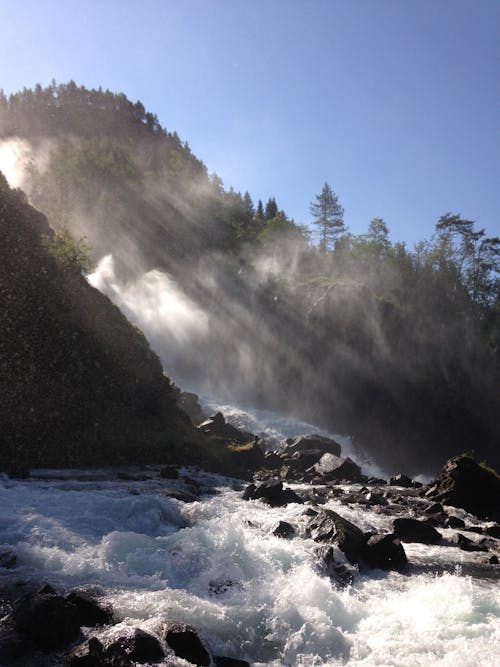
[66,591,113,627]
[315,545,354,586]
[393,518,442,544]
[12,586,80,649]
[283,434,342,457]
[273,521,296,538]
[485,524,500,539]
[309,509,366,564]
[159,465,179,479]
[312,453,362,482]
[363,533,408,571]
[445,515,466,529]
[66,637,107,666]
[0,548,17,569]
[449,533,488,552]
[108,628,164,664]
[426,454,500,520]
[198,412,254,445]
[214,657,250,666]
[242,480,303,506]
[389,474,415,488]
[164,622,211,666]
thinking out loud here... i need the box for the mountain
[1,82,499,475]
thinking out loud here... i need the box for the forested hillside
[1,82,499,474]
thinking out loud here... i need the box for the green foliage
[42,228,93,274]
[310,182,345,251]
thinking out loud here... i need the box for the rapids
[0,404,498,666]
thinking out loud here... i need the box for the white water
[1,441,499,667]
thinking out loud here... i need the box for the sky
[0,0,499,246]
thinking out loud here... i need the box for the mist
[2,82,499,476]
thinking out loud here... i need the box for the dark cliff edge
[0,173,233,474]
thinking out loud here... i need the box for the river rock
[426,454,500,520]
[312,453,362,482]
[242,480,303,506]
[66,637,107,666]
[198,412,254,445]
[273,521,296,538]
[445,515,466,529]
[214,657,251,666]
[283,434,342,457]
[309,509,366,564]
[363,533,408,571]
[393,518,442,544]
[389,474,416,488]
[66,591,113,627]
[164,622,211,666]
[485,524,500,539]
[450,533,489,552]
[12,586,80,649]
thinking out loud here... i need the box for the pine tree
[265,197,278,220]
[310,182,345,251]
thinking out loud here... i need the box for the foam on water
[0,466,499,666]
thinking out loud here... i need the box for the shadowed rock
[164,622,211,666]
[283,434,342,457]
[393,518,442,544]
[312,453,362,482]
[364,533,408,571]
[309,509,366,564]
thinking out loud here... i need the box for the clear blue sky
[1,0,498,245]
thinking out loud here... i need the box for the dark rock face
[242,480,303,506]
[198,412,253,445]
[107,628,164,664]
[0,548,17,569]
[393,518,442,544]
[427,455,500,520]
[214,656,251,666]
[450,533,488,552]
[485,524,500,539]
[283,434,342,457]
[177,391,206,425]
[445,516,466,529]
[66,637,107,666]
[12,587,80,649]
[0,185,211,471]
[273,521,296,538]
[389,474,415,488]
[66,591,113,627]
[364,534,408,572]
[312,453,362,482]
[164,622,211,666]
[309,509,366,564]
[159,465,180,479]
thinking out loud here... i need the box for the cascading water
[0,403,498,666]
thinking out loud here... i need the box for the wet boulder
[315,545,355,586]
[66,591,113,627]
[11,586,80,649]
[164,622,211,666]
[426,454,500,520]
[312,453,362,482]
[309,509,366,564]
[198,412,254,445]
[485,524,500,539]
[214,657,251,666]
[393,518,442,544]
[283,434,342,457]
[273,521,296,538]
[389,474,417,488]
[242,480,303,506]
[363,533,408,571]
[445,515,466,529]
[66,637,107,666]
[0,548,16,569]
[449,533,489,552]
